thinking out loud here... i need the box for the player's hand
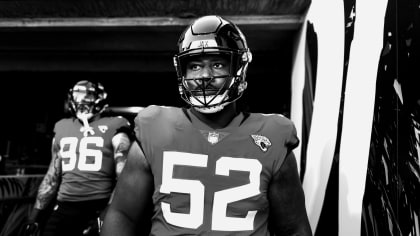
[25,208,45,236]
[81,207,108,236]
[24,222,39,236]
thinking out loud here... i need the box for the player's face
[72,90,97,120]
[184,54,231,96]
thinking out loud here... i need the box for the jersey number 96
[59,137,104,171]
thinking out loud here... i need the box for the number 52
[160,151,262,231]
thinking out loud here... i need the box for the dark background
[0,17,300,171]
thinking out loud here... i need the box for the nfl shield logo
[208,132,220,145]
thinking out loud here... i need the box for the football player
[26,80,132,236]
[101,15,312,236]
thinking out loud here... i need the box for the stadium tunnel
[0,0,311,170]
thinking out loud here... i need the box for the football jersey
[134,105,299,236]
[53,116,130,202]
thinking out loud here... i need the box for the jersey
[53,116,130,202]
[134,105,299,236]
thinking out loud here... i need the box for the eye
[213,62,225,69]
[191,64,202,71]
[186,62,202,72]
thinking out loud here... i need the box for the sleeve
[133,105,162,166]
[286,121,300,151]
[133,113,142,144]
[52,120,60,136]
[271,117,300,175]
[114,116,133,140]
[133,105,160,143]
[51,121,61,152]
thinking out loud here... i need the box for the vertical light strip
[290,20,307,175]
[338,0,388,235]
[302,0,345,232]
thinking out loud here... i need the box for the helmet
[68,80,108,121]
[173,15,252,113]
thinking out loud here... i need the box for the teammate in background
[26,80,132,236]
[101,15,312,235]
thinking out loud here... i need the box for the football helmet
[173,15,252,113]
[68,80,108,121]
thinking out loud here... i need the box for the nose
[199,65,212,78]
[195,66,213,87]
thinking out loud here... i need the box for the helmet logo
[199,41,209,47]
[251,135,272,152]
[190,39,217,49]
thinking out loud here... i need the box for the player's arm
[268,151,313,236]
[34,138,62,210]
[101,140,154,236]
[111,132,131,177]
[26,138,62,233]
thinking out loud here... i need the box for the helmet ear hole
[238,81,247,94]
[242,50,252,63]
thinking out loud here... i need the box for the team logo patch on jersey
[98,125,108,133]
[251,134,272,152]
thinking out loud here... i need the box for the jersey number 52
[59,137,104,171]
[160,151,262,231]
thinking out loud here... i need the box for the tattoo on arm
[34,151,62,210]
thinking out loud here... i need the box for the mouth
[190,93,230,107]
[191,95,217,106]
